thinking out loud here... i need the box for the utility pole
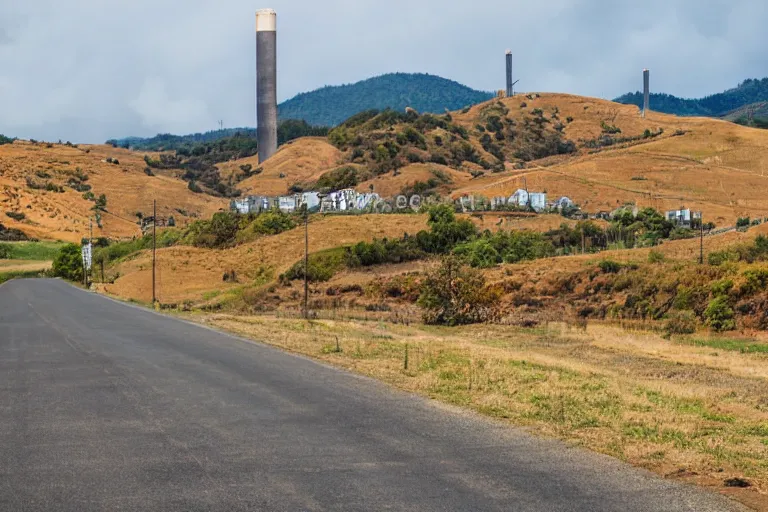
[89,217,93,287]
[152,200,157,305]
[303,205,309,320]
[699,214,704,265]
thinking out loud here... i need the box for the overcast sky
[0,0,765,142]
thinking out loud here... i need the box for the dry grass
[0,141,226,242]
[0,259,51,272]
[103,214,429,304]
[453,93,768,226]
[233,137,343,196]
[188,313,768,510]
[355,163,471,197]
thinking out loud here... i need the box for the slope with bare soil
[0,141,227,242]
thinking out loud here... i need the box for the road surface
[0,279,747,511]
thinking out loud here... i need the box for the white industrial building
[509,189,547,212]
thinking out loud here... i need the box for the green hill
[277,73,494,127]
[614,78,768,118]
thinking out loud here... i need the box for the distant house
[666,208,702,228]
[278,196,297,212]
[299,192,321,212]
[553,196,574,210]
[509,189,547,212]
[231,196,271,215]
[490,196,508,210]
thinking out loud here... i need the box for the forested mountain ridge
[615,78,768,118]
[277,73,494,127]
[107,120,328,152]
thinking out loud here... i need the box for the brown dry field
[0,141,226,242]
[103,214,430,304]
[174,313,767,511]
[0,259,51,272]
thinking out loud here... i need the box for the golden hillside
[0,141,227,242]
[451,94,768,225]
[216,93,768,226]
[229,137,343,196]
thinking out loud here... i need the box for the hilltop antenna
[218,120,224,131]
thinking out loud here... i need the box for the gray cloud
[0,0,765,142]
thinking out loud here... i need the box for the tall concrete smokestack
[256,9,278,163]
[505,50,513,97]
[642,69,650,118]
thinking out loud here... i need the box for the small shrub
[5,211,25,222]
[598,259,622,274]
[664,311,697,337]
[600,121,621,134]
[144,167,154,176]
[704,296,735,332]
[711,279,734,297]
[647,250,665,263]
[708,250,735,266]
[316,166,358,192]
[736,217,751,228]
[94,194,107,211]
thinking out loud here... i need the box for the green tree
[418,256,501,325]
[52,244,84,282]
[704,296,736,332]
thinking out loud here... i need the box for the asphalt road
[0,279,748,511]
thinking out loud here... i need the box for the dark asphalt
[0,279,747,511]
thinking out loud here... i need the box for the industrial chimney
[642,69,650,118]
[505,51,513,97]
[256,9,278,163]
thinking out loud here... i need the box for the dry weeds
[190,313,768,510]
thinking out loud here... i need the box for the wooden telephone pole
[303,206,309,320]
[152,200,157,305]
[699,214,704,265]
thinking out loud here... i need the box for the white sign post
[81,243,92,272]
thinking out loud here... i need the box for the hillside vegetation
[0,141,226,242]
[278,73,494,127]
[232,92,768,226]
[108,120,329,152]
